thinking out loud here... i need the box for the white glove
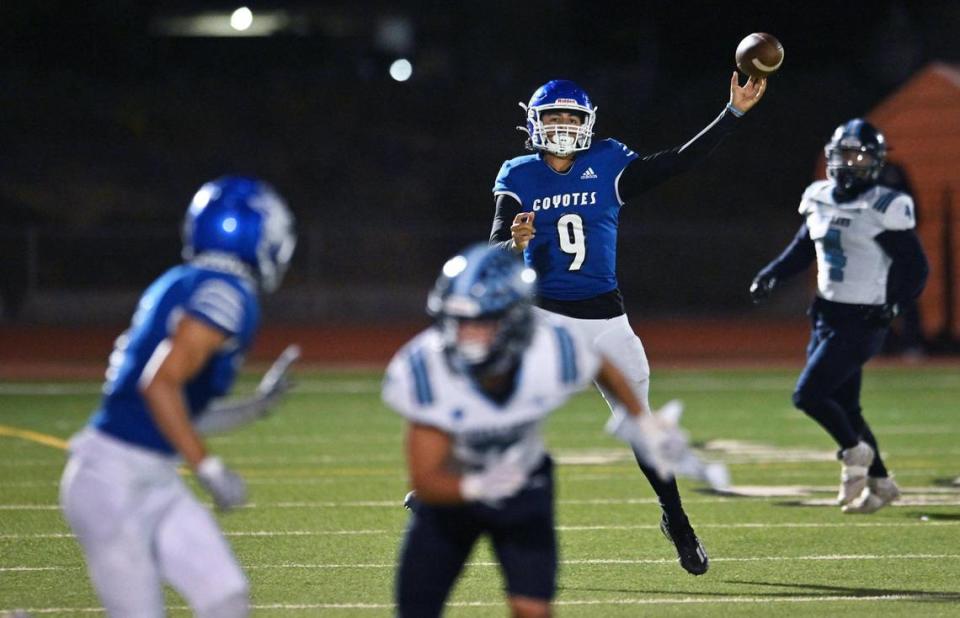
[256,344,301,404]
[460,444,530,506]
[605,400,731,491]
[196,456,247,511]
[606,410,679,480]
[195,344,301,436]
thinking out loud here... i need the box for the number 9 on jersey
[558,213,586,271]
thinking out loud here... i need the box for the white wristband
[459,474,483,502]
[197,455,225,477]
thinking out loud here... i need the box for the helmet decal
[427,245,537,376]
[825,119,887,194]
[182,176,297,293]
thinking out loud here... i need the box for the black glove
[863,303,899,327]
[749,273,777,304]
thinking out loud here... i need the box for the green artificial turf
[1,366,958,616]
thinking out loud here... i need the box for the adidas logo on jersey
[580,167,598,180]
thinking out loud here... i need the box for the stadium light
[389,58,413,82]
[230,7,254,32]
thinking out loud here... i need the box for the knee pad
[196,590,250,618]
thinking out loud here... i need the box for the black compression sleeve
[875,229,929,304]
[617,105,742,202]
[490,193,522,248]
[757,223,816,282]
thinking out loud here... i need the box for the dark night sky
[2,1,958,317]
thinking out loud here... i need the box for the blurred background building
[2,1,960,360]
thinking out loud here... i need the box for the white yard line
[4,594,958,614]
[3,520,958,541]
[5,490,960,511]
[3,373,960,397]
[0,469,949,487]
[4,553,960,574]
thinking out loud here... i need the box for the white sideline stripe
[30,520,951,538]
[264,497,733,508]
[3,594,959,613]
[5,554,960,574]
[0,530,390,540]
[4,520,959,541]
[8,493,960,511]
[247,553,960,567]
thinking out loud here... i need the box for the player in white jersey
[59,177,299,617]
[383,245,720,618]
[750,120,928,514]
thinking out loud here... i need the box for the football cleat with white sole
[837,441,875,505]
[842,476,900,514]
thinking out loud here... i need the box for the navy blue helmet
[427,244,537,375]
[520,79,596,156]
[825,119,887,193]
[182,176,297,293]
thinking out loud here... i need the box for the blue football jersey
[493,138,638,300]
[91,261,260,454]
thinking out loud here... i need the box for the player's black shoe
[660,513,708,575]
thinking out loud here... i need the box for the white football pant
[59,429,249,618]
[534,309,651,414]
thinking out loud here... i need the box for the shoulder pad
[799,180,833,214]
[872,189,915,231]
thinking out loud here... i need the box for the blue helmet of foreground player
[182,176,297,293]
[427,245,537,375]
[825,119,887,192]
[521,79,597,156]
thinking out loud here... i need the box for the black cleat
[660,514,709,575]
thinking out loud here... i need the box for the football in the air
[735,33,784,79]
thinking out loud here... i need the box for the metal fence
[0,222,803,324]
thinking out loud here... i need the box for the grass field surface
[1,366,959,616]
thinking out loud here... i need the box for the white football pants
[534,308,651,414]
[59,429,249,618]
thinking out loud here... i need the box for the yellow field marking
[0,425,192,476]
[0,425,68,451]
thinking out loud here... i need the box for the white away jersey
[799,180,916,305]
[382,319,600,473]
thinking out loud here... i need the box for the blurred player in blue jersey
[750,120,928,514]
[489,74,766,574]
[59,176,299,617]
[384,245,716,618]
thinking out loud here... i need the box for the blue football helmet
[427,244,537,375]
[520,79,597,156]
[182,176,297,293]
[825,119,887,193]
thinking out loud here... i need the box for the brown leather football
[735,33,784,79]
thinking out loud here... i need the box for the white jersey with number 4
[799,180,916,305]
[382,319,600,474]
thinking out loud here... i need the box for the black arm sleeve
[875,229,929,305]
[489,193,522,250]
[617,106,742,202]
[756,223,816,282]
